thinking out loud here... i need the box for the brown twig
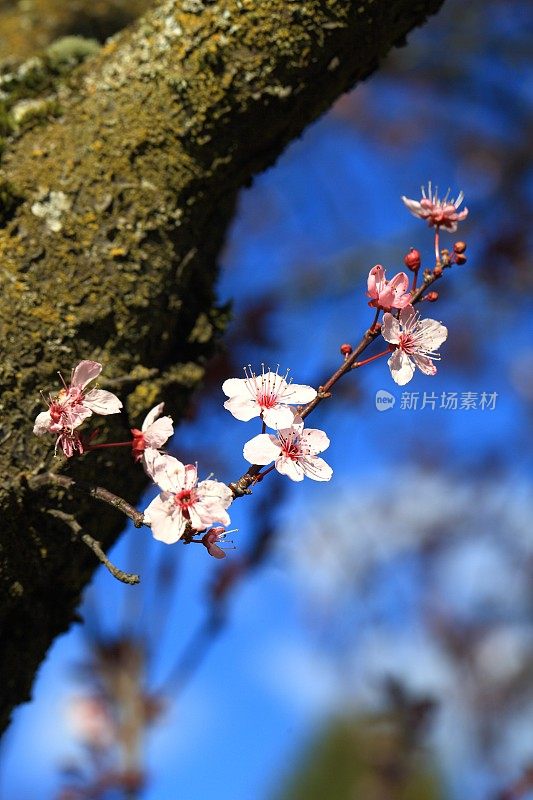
[28,472,145,528]
[227,262,450,498]
[47,509,140,585]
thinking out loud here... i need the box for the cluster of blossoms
[32,184,468,570]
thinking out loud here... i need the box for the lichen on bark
[0,0,445,734]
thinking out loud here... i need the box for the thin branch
[27,472,145,528]
[228,261,452,498]
[47,509,140,585]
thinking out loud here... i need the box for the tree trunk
[0,0,444,735]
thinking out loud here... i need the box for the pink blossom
[367,265,411,311]
[201,527,235,559]
[131,403,174,464]
[143,454,233,544]
[33,360,122,455]
[67,695,115,748]
[402,182,468,232]
[243,423,333,482]
[222,366,316,429]
[382,305,448,385]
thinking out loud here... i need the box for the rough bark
[0,0,153,63]
[0,0,444,734]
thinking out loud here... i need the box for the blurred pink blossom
[402,182,468,232]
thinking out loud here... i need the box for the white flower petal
[279,383,317,405]
[412,353,438,376]
[33,410,52,435]
[417,318,448,350]
[243,433,280,465]
[388,349,415,386]
[302,428,330,454]
[144,416,174,448]
[198,479,233,509]
[262,405,295,429]
[381,313,401,344]
[276,456,305,481]
[83,389,122,415]
[399,304,417,327]
[302,456,333,481]
[223,396,260,421]
[151,454,186,492]
[71,360,102,389]
[142,402,165,431]
[222,377,248,398]
[144,496,185,544]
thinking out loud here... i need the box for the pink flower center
[174,488,198,509]
[256,390,278,409]
[49,401,64,423]
[398,333,416,354]
[280,433,301,461]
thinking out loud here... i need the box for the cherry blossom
[222,366,316,429]
[367,265,412,311]
[402,182,468,232]
[67,696,115,749]
[131,403,174,464]
[33,360,122,455]
[243,423,333,482]
[382,305,448,386]
[201,527,235,559]
[143,454,233,544]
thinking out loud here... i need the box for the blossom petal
[142,447,160,479]
[381,313,401,344]
[223,396,260,421]
[144,416,174,448]
[142,402,165,431]
[262,405,295,430]
[275,456,305,481]
[151,454,186,492]
[388,349,415,386]
[416,318,448,350]
[412,353,438,376]
[71,360,102,389]
[243,433,280,465]
[367,265,384,297]
[222,377,248,399]
[399,304,417,327]
[144,496,185,544]
[302,428,330,454]
[199,479,233,510]
[279,382,317,405]
[302,456,333,481]
[33,410,52,435]
[83,389,122,415]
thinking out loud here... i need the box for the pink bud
[340,343,353,358]
[403,248,421,271]
[425,291,439,302]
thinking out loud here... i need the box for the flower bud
[425,291,439,302]
[433,264,443,277]
[340,343,353,358]
[403,247,421,271]
[454,241,467,254]
[454,252,467,265]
